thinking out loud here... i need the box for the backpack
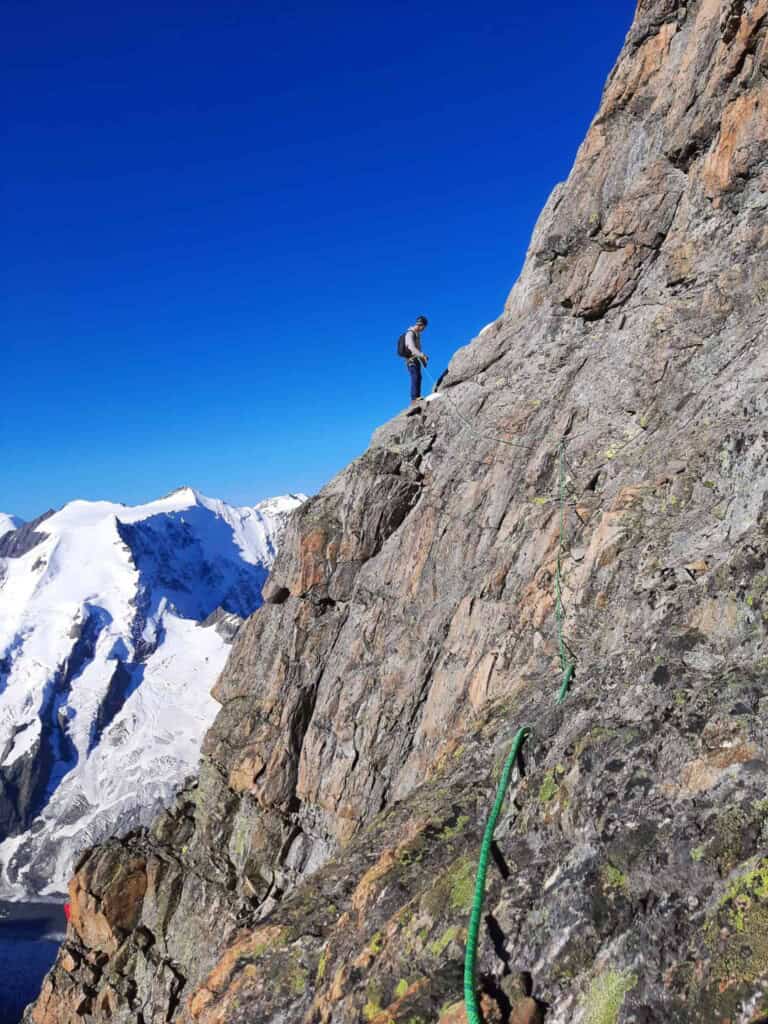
[396,332,409,358]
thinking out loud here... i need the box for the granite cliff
[28,1,768,1021]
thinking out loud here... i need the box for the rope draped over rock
[422,379,579,1021]
[415,368,596,1018]
[555,440,576,704]
[462,442,574,1023]
[463,726,530,1023]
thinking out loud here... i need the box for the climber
[399,315,429,404]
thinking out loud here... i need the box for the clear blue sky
[2,1,634,521]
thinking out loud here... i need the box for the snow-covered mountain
[0,487,304,899]
[0,514,23,539]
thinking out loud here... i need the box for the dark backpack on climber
[396,316,428,359]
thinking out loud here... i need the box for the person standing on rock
[400,315,429,404]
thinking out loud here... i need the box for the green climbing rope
[555,440,576,704]
[463,726,530,1024]
[418,361,581,1018]
[422,363,595,454]
[463,438,576,1021]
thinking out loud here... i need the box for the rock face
[27,2,768,1022]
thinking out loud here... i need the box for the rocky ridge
[28,1,768,1022]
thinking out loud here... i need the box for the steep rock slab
[27,1,768,1022]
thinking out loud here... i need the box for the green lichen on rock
[755,800,768,846]
[720,858,768,930]
[238,927,289,965]
[439,814,469,840]
[362,999,382,1021]
[439,1002,465,1021]
[581,970,637,1024]
[428,925,462,959]
[316,945,328,984]
[601,863,630,895]
[538,771,559,803]
[363,981,384,1021]
[288,961,309,995]
[423,854,475,919]
[398,848,425,867]
[450,857,476,911]
[228,814,251,862]
[712,804,758,873]
[704,857,768,987]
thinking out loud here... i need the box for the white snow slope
[0,487,304,899]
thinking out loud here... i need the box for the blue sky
[2,1,634,520]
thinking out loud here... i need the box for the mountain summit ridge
[27,2,768,1022]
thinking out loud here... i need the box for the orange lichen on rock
[701,88,768,198]
[672,743,760,797]
[68,854,147,954]
[227,749,266,793]
[29,977,86,1024]
[185,925,286,1021]
[601,21,677,116]
[350,820,427,921]
[297,527,334,592]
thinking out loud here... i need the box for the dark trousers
[407,358,422,400]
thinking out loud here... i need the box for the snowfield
[0,488,304,899]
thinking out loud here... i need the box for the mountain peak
[158,485,207,505]
[0,488,305,900]
[0,513,23,538]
